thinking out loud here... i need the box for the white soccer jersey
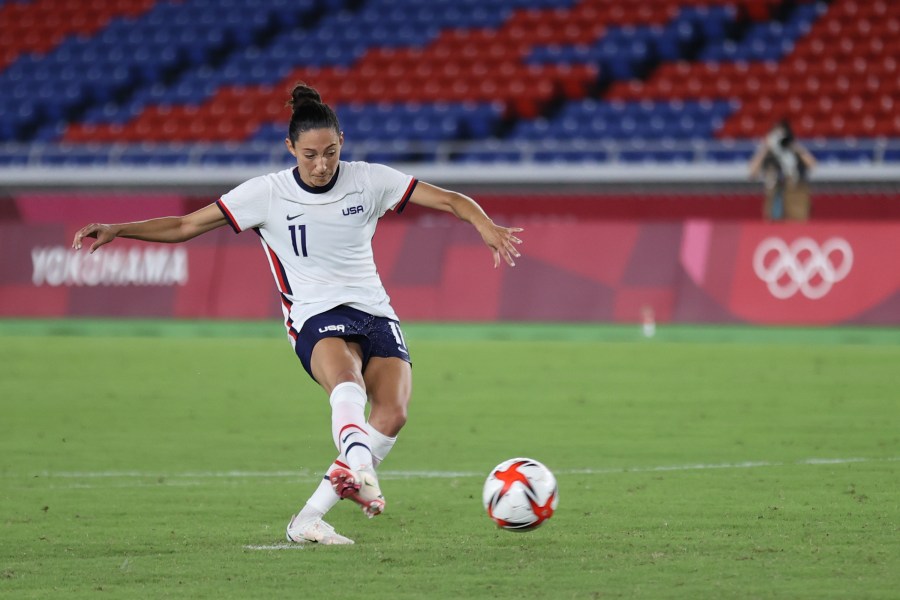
[216,161,417,341]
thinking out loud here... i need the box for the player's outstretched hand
[478,222,523,268]
[72,223,118,253]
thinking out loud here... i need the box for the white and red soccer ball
[483,458,558,531]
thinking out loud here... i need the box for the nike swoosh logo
[286,214,304,221]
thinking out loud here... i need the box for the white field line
[243,543,306,551]
[13,456,899,488]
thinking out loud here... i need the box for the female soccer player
[72,83,523,545]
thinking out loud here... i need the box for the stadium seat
[0,0,895,165]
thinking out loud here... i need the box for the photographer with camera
[748,119,817,221]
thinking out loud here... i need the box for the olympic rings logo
[753,237,854,300]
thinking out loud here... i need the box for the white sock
[296,426,398,521]
[365,423,397,468]
[329,382,372,471]
[297,463,342,521]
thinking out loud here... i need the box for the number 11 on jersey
[289,224,308,257]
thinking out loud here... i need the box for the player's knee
[388,407,408,434]
[374,405,407,437]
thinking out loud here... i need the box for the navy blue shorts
[294,305,411,380]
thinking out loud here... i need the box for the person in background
[748,119,817,221]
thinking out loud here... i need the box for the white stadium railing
[0,139,897,188]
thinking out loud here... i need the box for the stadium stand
[0,0,897,167]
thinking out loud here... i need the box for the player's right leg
[326,355,411,517]
[329,463,384,518]
[311,338,385,516]
[310,338,376,469]
[329,355,412,516]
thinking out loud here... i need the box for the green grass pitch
[1,320,898,599]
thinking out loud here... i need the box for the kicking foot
[285,514,354,545]
[330,466,385,518]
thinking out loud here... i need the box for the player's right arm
[72,203,228,253]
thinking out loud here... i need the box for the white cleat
[330,466,385,518]
[285,515,354,545]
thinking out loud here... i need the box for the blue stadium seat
[705,142,754,163]
[533,139,608,163]
[118,144,192,166]
[809,142,872,164]
[0,0,890,166]
[38,144,112,166]
[198,142,274,166]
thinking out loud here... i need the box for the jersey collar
[293,166,340,194]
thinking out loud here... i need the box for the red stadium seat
[32,0,892,151]
[0,0,156,70]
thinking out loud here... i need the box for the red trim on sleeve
[395,178,418,214]
[216,199,241,233]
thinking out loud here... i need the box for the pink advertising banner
[2,195,899,325]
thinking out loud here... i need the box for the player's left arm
[408,182,523,268]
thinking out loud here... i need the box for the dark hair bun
[287,82,322,110]
[285,81,341,141]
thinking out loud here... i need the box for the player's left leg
[363,356,412,440]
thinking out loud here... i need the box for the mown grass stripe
[2,318,899,345]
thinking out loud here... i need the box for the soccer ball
[482,457,558,531]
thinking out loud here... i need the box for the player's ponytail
[286,82,340,143]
